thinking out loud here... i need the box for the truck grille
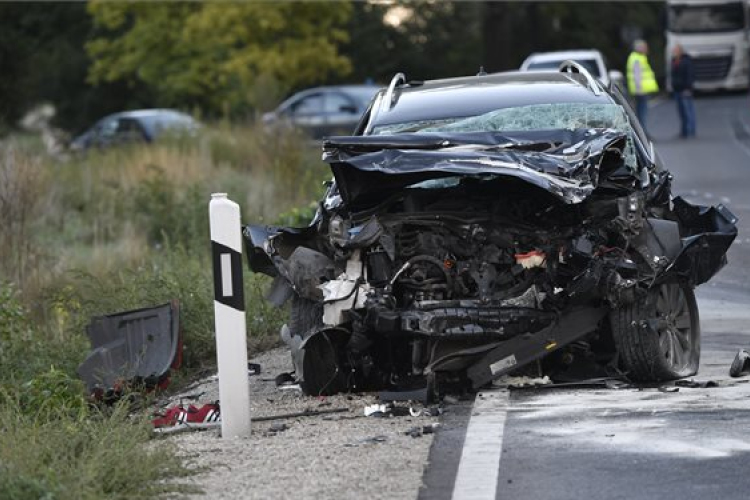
[693,55,732,81]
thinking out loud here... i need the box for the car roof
[367,70,613,129]
[110,109,192,119]
[523,50,603,64]
[295,84,380,94]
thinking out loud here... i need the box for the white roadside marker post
[209,193,251,439]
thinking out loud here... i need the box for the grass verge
[0,121,329,497]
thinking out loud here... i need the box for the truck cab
[666,0,750,92]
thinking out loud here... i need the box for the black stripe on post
[211,240,245,311]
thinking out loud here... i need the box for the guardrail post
[209,193,251,438]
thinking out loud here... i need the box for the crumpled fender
[667,197,738,286]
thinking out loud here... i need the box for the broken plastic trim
[77,301,182,396]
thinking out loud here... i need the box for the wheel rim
[655,284,695,373]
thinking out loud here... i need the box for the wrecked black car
[244,64,737,397]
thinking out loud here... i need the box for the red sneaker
[185,402,221,425]
[153,402,221,434]
[152,405,189,428]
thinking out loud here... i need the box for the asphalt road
[421,93,750,500]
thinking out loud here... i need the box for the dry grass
[2,121,325,356]
[0,122,326,498]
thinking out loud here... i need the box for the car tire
[289,296,348,396]
[611,282,700,382]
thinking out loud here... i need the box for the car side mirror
[339,105,358,114]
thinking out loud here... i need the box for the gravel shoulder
[165,348,437,500]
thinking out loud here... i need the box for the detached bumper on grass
[77,300,182,400]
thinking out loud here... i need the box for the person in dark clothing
[671,44,696,138]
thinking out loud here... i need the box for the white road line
[452,390,510,500]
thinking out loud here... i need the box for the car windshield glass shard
[372,103,629,135]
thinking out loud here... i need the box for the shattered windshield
[371,103,630,135]
[371,103,639,170]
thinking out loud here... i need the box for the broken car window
[372,103,638,170]
[373,103,628,135]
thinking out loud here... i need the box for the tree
[342,1,484,84]
[87,1,353,115]
[0,2,155,134]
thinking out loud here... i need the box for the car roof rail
[559,60,602,96]
[380,72,406,114]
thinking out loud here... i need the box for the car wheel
[300,328,349,396]
[611,283,700,381]
[289,295,349,395]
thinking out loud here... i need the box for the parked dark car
[70,109,199,151]
[244,65,737,399]
[262,85,380,139]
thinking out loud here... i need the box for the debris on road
[730,349,750,377]
[674,379,718,388]
[494,375,552,388]
[344,435,388,447]
[409,405,443,417]
[405,423,441,438]
[658,386,680,393]
[268,422,288,434]
[364,403,393,417]
[252,407,350,422]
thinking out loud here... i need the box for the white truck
[666,0,750,92]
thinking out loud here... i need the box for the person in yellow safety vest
[627,39,659,135]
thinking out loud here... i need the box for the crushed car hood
[323,129,632,207]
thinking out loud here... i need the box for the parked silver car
[263,85,380,139]
[70,109,199,150]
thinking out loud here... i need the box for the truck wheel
[611,283,700,381]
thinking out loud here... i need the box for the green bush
[50,246,285,371]
[130,167,209,249]
[0,283,88,415]
[0,400,194,500]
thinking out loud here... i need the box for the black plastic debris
[405,423,440,438]
[275,372,296,386]
[675,379,718,388]
[409,406,443,417]
[268,422,288,433]
[730,349,750,378]
[253,407,349,422]
[248,363,262,376]
[77,301,182,399]
[658,386,679,393]
[344,435,388,447]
